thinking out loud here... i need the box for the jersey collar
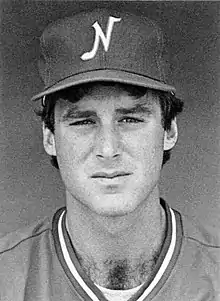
[52,199,183,301]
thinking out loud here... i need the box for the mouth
[91,171,131,179]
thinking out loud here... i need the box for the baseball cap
[31,8,175,101]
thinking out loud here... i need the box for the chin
[95,207,130,218]
[89,194,139,218]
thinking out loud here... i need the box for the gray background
[1,0,220,235]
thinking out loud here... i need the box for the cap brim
[31,69,175,101]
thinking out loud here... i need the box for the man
[0,8,219,301]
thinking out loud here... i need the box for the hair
[36,81,184,169]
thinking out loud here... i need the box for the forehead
[55,83,160,112]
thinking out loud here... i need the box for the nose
[95,124,121,160]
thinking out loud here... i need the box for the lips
[91,171,131,179]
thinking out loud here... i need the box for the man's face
[43,84,177,217]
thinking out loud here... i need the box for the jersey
[0,199,219,301]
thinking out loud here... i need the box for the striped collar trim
[53,201,182,301]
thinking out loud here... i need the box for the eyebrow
[61,106,97,121]
[61,102,153,121]
[115,103,153,115]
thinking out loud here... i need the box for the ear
[42,123,56,156]
[163,118,178,151]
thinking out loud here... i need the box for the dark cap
[32,9,175,101]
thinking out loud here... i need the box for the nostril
[113,153,120,158]
[96,153,120,159]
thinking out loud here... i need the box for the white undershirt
[95,283,144,301]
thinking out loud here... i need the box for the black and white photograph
[0,1,220,300]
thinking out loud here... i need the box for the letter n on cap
[81,16,121,61]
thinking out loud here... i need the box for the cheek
[124,125,165,161]
[129,127,165,191]
[54,129,92,168]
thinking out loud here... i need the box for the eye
[69,119,96,126]
[119,117,143,123]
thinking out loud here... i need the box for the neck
[65,189,166,288]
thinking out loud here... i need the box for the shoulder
[178,210,220,249]
[170,205,220,270]
[0,207,64,266]
[169,207,220,297]
[173,207,220,262]
[0,215,52,295]
[0,207,66,261]
[173,208,220,293]
[0,208,65,300]
[0,215,53,255]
